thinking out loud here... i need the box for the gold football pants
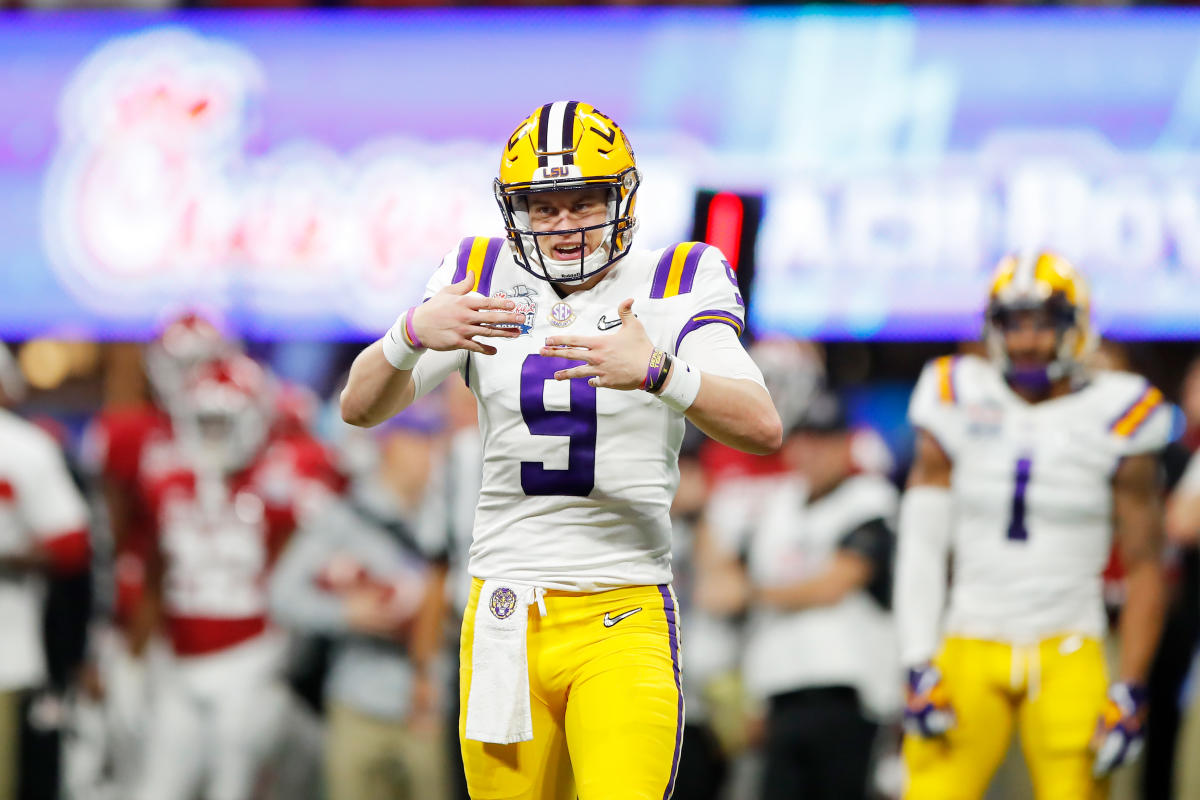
[459,579,683,800]
[903,635,1110,800]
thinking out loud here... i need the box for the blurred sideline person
[1089,346,1198,800]
[271,404,450,800]
[896,253,1176,799]
[0,343,91,800]
[706,390,900,800]
[340,100,781,800]
[131,355,331,800]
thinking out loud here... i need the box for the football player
[894,253,1176,799]
[341,101,781,800]
[0,344,91,800]
[132,355,335,800]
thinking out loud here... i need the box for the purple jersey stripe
[476,237,505,297]
[657,583,683,800]
[1109,383,1156,433]
[650,245,679,299]
[452,237,474,284]
[677,243,708,296]
[674,310,744,354]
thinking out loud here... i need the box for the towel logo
[489,587,519,620]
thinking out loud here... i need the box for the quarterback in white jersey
[894,253,1175,799]
[342,101,780,800]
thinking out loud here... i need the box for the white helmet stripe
[544,101,569,168]
[1013,252,1038,293]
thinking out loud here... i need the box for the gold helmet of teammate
[494,100,640,284]
[984,251,1095,388]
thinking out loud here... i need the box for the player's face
[526,188,609,261]
[998,308,1059,371]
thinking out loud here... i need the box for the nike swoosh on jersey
[596,315,622,330]
[602,607,643,627]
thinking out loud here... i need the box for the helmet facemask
[985,293,1087,393]
[494,168,639,284]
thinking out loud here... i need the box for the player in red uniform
[131,355,337,800]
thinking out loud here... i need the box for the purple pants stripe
[657,583,683,800]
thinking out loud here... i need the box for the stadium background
[2,5,1200,800]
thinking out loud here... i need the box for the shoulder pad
[450,236,506,297]
[1106,378,1166,439]
[649,242,713,299]
[931,355,962,405]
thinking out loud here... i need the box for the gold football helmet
[984,251,1095,385]
[494,101,639,283]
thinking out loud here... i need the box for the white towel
[464,580,542,744]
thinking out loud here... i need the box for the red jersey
[82,403,171,625]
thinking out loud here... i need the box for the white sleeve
[14,433,88,540]
[893,485,953,667]
[1109,380,1182,457]
[677,323,765,387]
[909,357,963,459]
[411,350,467,401]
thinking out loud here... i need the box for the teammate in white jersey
[341,101,781,800]
[894,253,1176,799]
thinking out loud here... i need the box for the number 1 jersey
[909,354,1179,642]
[411,237,758,591]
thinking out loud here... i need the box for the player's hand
[540,298,654,389]
[1092,682,1147,777]
[410,272,526,356]
[904,664,955,738]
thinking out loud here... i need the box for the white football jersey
[910,354,1178,642]
[410,237,757,591]
[0,409,89,689]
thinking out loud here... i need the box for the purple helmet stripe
[475,237,505,297]
[650,245,679,299]
[537,103,552,168]
[678,242,708,296]
[452,237,474,284]
[657,583,683,800]
[674,310,744,354]
[561,100,578,165]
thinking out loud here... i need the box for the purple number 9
[1007,456,1032,542]
[520,354,597,497]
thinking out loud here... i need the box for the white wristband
[657,357,701,413]
[380,317,426,371]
